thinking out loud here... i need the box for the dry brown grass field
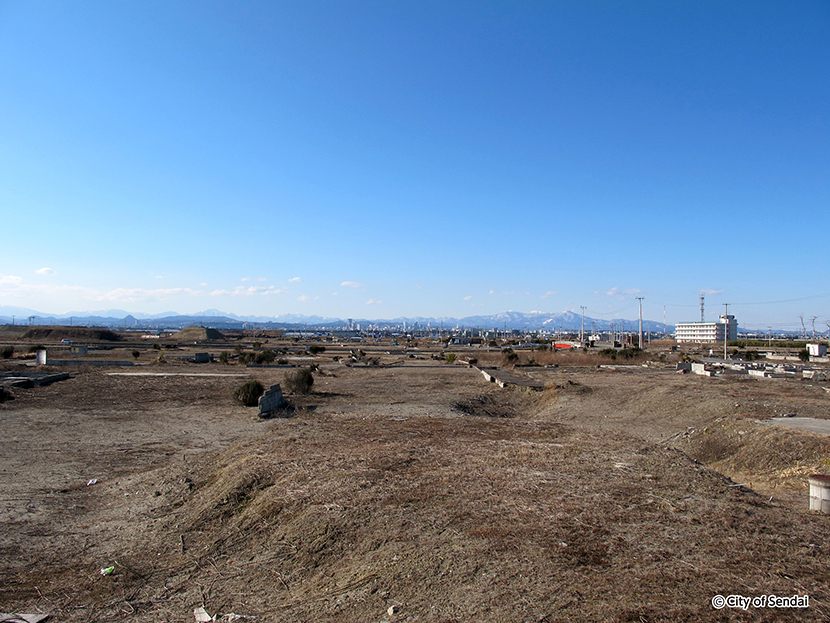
[1,335,829,621]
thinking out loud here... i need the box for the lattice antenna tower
[700,292,705,322]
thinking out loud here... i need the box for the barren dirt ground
[2,356,830,622]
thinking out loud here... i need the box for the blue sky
[1,1,828,329]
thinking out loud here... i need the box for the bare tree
[799,314,807,339]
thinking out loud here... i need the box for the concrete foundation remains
[258,384,286,417]
[808,475,830,514]
[691,363,714,376]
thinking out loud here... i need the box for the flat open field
[2,345,830,621]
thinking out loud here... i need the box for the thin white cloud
[298,295,311,302]
[463,295,472,301]
[702,289,724,296]
[36,267,56,276]
[366,299,382,305]
[155,275,164,279]
[95,287,204,302]
[258,277,267,282]
[541,290,556,298]
[341,281,363,288]
[209,286,284,297]
[0,275,97,299]
[489,290,495,295]
[241,277,250,282]
[289,277,302,283]
[605,287,641,298]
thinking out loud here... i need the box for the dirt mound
[4,365,830,621]
[172,325,225,341]
[677,417,830,494]
[19,326,121,342]
[17,413,830,622]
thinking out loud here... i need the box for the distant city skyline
[1,2,828,331]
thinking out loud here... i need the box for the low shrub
[131,350,140,360]
[446,353,457,364]
[284,368,314,394]
[254,349,276,364]
[1,345,14,359]
[617,347,642,360]
[234,380,265,406]
[598,348,618,360]
[308,345,326,355]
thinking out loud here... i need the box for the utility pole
[723,303,730,360]
[663,305,666,338]
[580,306,586,344]
[636,297,644,350]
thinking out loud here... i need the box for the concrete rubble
[258,383,286,418]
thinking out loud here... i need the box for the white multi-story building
[675,314,737,343]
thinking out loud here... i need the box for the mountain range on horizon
[0,305,674,332]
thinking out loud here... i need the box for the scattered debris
[99,565,115,576]
[0,614,50,623]
[194,607,214,622]
[87,479,98,486]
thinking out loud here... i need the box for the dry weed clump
[284,367,314,394]
[233,379,265,406]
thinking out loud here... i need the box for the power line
[731,292,830,306]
